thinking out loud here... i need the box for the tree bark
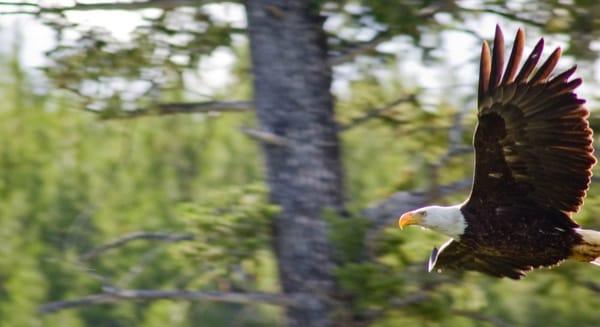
[246,1,345,326]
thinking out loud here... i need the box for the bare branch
[80,232,194,261]
[0,0,238,14]
[451,309,513,327]
[328,33,393,66]
[389,292,431,308]
[340,95,416,131]
[39,287,295,314]
[0,1,36,6]
[39,294,112,314]
[459,6,545,28]
[241,128,290,146]
[100,101,253,119]
[579,280,600,294]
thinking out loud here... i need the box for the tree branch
[241,128,290,146]
[0,0,237,14]
[39,287,295,314]
[101,100,253,119]
[80,232,195,261]
[579,280,600,294]
[0,1,33,5]
[389,292,431,308]
[451,309,513,327]
[459,6,545,28]
[328,33,393,66]
[340,95,416,131]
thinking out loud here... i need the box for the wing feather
[514,38,544,83]
[489,25,505,92]
[478,42,492,103]
[501,28,524,84]
[431,240,531,279]
[529,47,561,84]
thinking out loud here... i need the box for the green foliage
[178,184,279,277]
[0,47,279,325]
[325,209,371,263]
[337,263,405,310]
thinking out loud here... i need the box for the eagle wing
[429,240,533,280]
[465,26,595,215]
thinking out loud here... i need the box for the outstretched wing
[465,26,595,215]
[429,240,545,280]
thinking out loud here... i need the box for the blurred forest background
[0,0,599,326]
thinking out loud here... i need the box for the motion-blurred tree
[1,0,600,326]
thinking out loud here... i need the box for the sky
[0,1,598,105]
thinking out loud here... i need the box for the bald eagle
[399,26,600,279]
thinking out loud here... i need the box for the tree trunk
[246,1,345,326]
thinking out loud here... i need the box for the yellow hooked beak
[398,211,423,229]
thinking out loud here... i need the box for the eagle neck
[423,204,467,239]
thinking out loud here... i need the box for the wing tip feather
[531,47,561,84]
[515,37,545,83]
[490,25,505,91]
[478,41,492,102]
[502,28,525,84]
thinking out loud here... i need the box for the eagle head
[398,205,466,239]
